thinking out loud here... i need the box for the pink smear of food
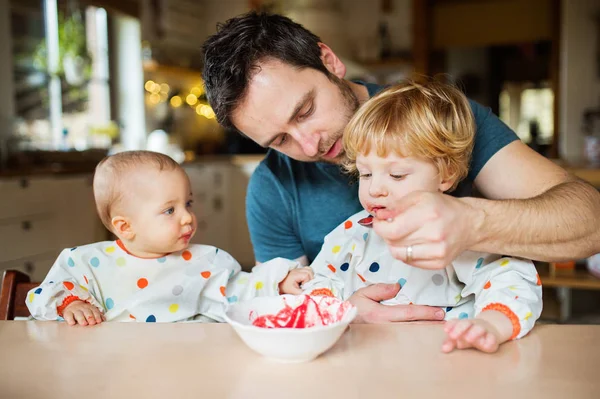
[251,295,353,329]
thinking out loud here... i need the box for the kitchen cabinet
[0,175,106,281]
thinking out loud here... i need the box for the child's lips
[180,231,194,241]
[369,206,386,216]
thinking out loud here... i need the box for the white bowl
[224,295,357,363]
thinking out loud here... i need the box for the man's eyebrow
[260,89,315,148]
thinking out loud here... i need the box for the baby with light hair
[27,151,312,325]
[302,80,543,353]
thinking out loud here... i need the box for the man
[202,12,600,323]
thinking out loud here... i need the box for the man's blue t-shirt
[246,82,519,263]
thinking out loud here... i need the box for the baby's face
[122,167,197,257]
[356,151,452,217]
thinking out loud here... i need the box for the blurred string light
[186,94,198,106]
[144,80,212,117]
[190,86,203,97]
[149,93,161,105]
[196,104,215,119]
[144,80,155,92]
[145,80,168,95]
[170,96,183,108]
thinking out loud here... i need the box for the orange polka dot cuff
[482,302,521,340]
[57,295,84,317]
[309,288,334,297]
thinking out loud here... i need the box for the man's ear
[319,43,346,79]
[111,216,135,240]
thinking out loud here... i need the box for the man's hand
[279,267,315,294]
[63,300,104,326]
[348,283,445,323]
[373,191,483,269]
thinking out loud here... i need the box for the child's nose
[181,209,193,225]
[369,178,388,198]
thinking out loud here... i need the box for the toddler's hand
[442,318,501,353]
[63,300,104,326]
[279,267,314,295]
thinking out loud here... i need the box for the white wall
[559,0,600,162]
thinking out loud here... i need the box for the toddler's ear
[111,216,134,240]
[438,168,458,193]
[438,179,454,193]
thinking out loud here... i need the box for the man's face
[231,59,359,163]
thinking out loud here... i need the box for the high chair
[0,270,39,320]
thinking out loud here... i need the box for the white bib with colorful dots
[27,241,297,323]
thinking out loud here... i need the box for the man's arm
[469,140,600,261]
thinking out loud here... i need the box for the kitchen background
[0,0,599,323]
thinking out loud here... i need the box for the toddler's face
[356,151,453,217]
[122,167,197,257]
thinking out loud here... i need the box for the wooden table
[1,322,599,399]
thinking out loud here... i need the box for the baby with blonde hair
[302,80,543,353]
[27,151,312,325]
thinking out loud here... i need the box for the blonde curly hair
[343,79,475,192]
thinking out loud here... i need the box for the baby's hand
[279,267,314,295]
[442,318,501,353]
[63,300,104,326]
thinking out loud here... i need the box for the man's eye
[297,104,314,121]
[275,134,288,146]
[164,207,175,215]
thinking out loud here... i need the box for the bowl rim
[223,296,358,333]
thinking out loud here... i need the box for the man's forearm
[466,179,600,261]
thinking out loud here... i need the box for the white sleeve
[226,258,300,301]
[454,253,543,339]
[26,249,104,320]
[197,251,299,322]
[301,245,347,299]
[301,215,367,300]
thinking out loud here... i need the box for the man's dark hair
[202,12,328,131]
